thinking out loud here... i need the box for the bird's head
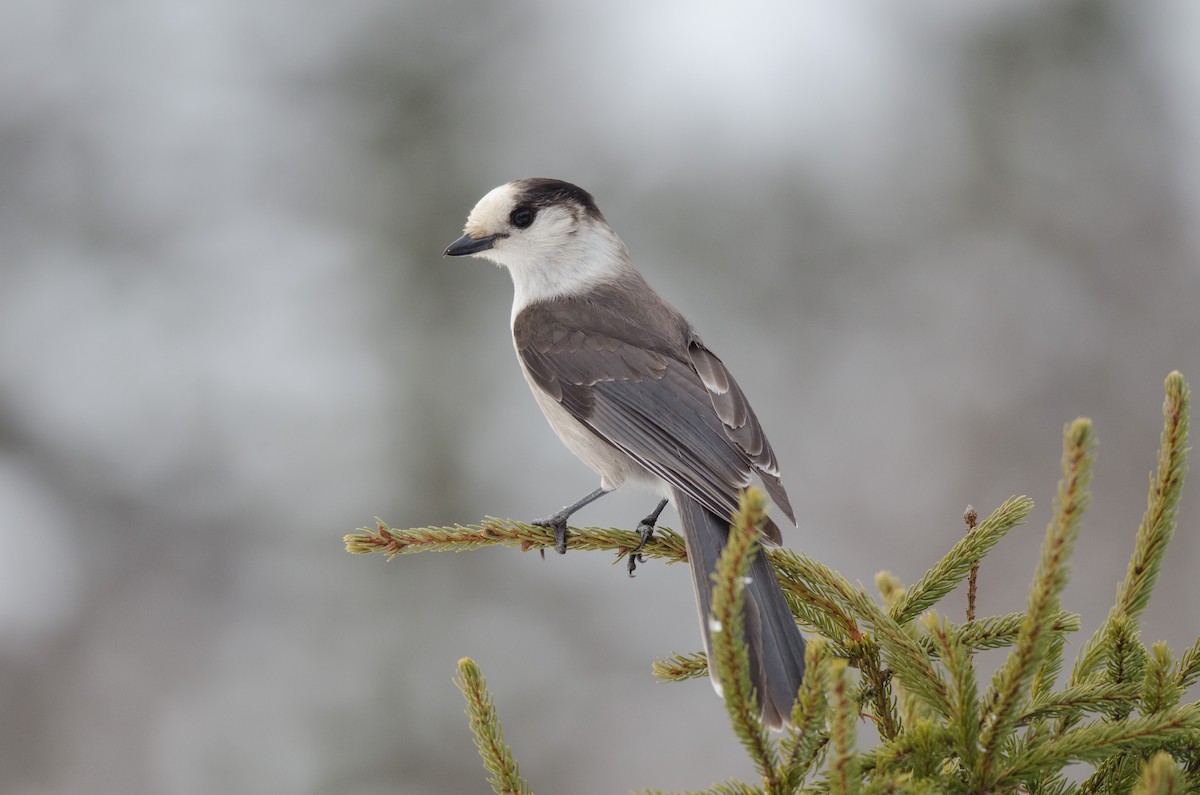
[444,179,629,302]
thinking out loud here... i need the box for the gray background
[2,1,1199,793]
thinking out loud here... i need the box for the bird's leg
[533,487,609,555]
[627,497,669,577]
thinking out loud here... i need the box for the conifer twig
[825,659,860,795]
[1143,642,1184,716]
[921,611,1081,657]
[652,651,710,682]
[1073,372,1190,683]
[761,551,905,743]
[994,703,1200,787]
[890,495,1034,625]
[638,782,764,795]
[857,643,901,742]
[1101,615,1147,724]
[844,584,952,721]
[926,613,980,771]
[980,418,1095,787]
[1079,754,1144,795]
[1119,372,1191,622]
[454,658,534,795]
[1020,681,1140,724]
[1031,635,1067,706]
[708,489,780,790]
[345,518,688,560]
[964,505,979,623]
[1132,751,1187,795]
[768,562,910,737]
[763,549,864,646]
[780,640,832,792]
[1175,636,1200,690]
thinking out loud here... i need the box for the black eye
[510,207,535,229]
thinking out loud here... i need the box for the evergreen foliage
[453,658,534,795]
[347,372,1194,794]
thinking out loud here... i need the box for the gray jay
[444,178,805,728]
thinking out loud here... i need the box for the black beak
[444,234,499,257]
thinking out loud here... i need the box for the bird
[444,178,806,728]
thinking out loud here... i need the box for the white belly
[522,369,635,491]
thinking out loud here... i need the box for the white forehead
[463,182,521,236]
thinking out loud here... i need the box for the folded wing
[515,300,794,540]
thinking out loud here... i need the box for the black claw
[533,513,570,555]
[626,518,657,576]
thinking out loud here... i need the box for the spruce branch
[1073,372,1190,683]
[859,642,902,742]
[994,703,1200,788]
[765,549,864,646]
[1119,372,1191,622]
[1102,615,1149,722]
[825,659,861,795]
[890,496,1034,626]
[1175,636,1200,690]
[876,571,907,614]
[765,551,905,742]
[781,639,833,792]
[1030,634,1067,705]
[867,719,962,785]
[1143,642,1185,717]
[915,611,1081,658]
[348,371,1198,794]
[708,489,780,790]
[345,518,688,561]
[843,584,952,722]
[1132,751,1187,795]
[925,613,981,771]
[980,418,1095,786]
[1021,681,1141,724]
[1079,753,1141,795]
[752,558,917,737]
[639,782,766,795]
[964,505,980,624]
[780,589,857,651]
[454,658,534,795]
[775,564,918,737]
[653,651,710,682]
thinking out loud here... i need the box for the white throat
[504,223,633,321]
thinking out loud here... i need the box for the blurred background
[2,1,1199,792]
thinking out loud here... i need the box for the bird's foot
[626,516,658,577]
[532,512,570,555]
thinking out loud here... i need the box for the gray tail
[674,489,807,729]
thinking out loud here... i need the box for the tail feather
[674,488,806,729]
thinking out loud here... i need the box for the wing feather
[514,299,794,536]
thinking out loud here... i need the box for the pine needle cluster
[346,372,1194,794]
